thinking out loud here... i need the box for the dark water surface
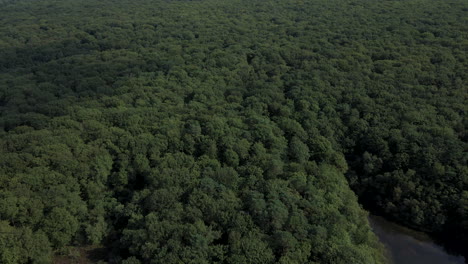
[369,215,465,264]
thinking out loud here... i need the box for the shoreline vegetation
[369,215,465,264]
[1,0,467,263]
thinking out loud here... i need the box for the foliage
[0,0,467,263]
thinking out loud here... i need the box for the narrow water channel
[369,215,465,264]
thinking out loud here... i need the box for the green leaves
[1,0,466,262]
[0,222,51,264]
[42,208,79,248]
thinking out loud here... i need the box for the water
[369,215,465,264]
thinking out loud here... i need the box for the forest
[0,0,467,263]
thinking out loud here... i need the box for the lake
[369,215,466,264]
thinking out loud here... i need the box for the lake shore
[369,215,465,264]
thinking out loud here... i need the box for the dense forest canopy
[0,0,467,263]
